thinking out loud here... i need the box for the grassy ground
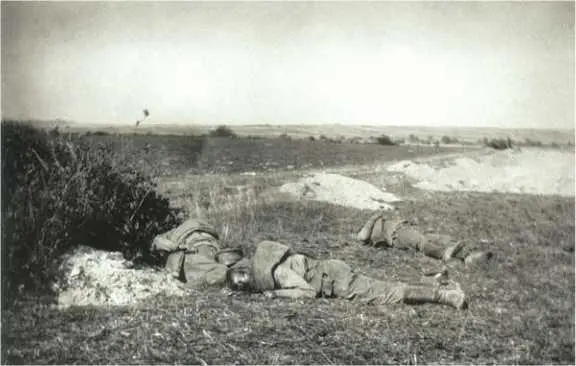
[2,190,574,364]
[78,133,469,176]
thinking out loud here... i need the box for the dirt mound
[53,246,186,308]
[388,149,574,196]
[277,172,401,210]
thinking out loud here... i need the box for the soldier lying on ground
[150,219,246,287]
[357,211,493,267]
[226,240,468,310]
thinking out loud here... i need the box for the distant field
[78,133,471,177]
[35,120,575,145]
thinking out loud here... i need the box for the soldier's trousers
[304,259,440,305]
[394,227,459,260]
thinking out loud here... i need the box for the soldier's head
[226,266,254,292]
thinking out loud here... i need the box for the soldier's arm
[270,262,317,299]
[266,288,317,299]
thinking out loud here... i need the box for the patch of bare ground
[3,192,574,364]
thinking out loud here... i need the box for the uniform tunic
[152,219,228,287]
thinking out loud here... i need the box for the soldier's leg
[395,228,464,261]
[356,212,384,244]
[403,284,467,309]
[367,280,467,310]
[321,260,468,309]
[305,259,355,298]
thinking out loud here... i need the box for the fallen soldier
[356,211,493,266]
[150,219,245,287]
[226,240,468,310]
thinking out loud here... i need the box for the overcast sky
[2,1,574,128]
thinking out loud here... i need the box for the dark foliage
[1,121,181,302]
[376,134,396,146]
[209,125,237,138]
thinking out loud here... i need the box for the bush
[1,121,181,301]
[484,137,513,150]
[376,134,396,146]
[441,135,458,144]
[308,136,316,141]
[209,125,237,138]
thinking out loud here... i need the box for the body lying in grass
[226,240,468,310]
[150,220,467,310]
[150,219,243,287]
[357,211,493,267]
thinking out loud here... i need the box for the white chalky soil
[54,246,187,309]
[278,172,402,211]
[387,148,574,197]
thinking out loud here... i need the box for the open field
[76,133,471,177]
[2,126,574,364]
[34,120,575,145]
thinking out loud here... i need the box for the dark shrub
[485,137,513,150]
[209,125,237,138]
[308,136,316,141]
[1,121,181,302]
[441,135,458,144]
[376,134,396,146]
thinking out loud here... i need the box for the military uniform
[250,241,467,309]
[356,212,466,261]
[151,219,228,287]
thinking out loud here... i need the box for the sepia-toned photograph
[1,1,574,364]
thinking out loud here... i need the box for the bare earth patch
[277,172,401,210]
[53,246,186,309]
[387,148,574,196]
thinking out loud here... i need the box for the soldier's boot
[437,285,468,310]
[442,241,466,262]
[396,280,467,310]
[422,266,449,286]
[464,250,494,268]
[356,212,384,244]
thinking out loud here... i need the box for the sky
[1,1,574,128]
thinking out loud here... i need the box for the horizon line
[4,118,574,132]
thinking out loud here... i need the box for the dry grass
[2,190,574,364]
[2,126,573,364]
